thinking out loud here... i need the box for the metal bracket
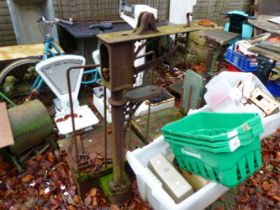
[133,12,159,35]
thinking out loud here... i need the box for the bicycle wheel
[0,59,55,112]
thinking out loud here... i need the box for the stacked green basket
[161,112,264,187]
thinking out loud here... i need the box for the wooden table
[248,15,280,34]
[203,29,239,76]
[0,44,44,62]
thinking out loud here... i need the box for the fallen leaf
[110,205,120,210]
[128,202,136,210]
[92,197,97,206]
[36,154,43,161]
[39,159,52,170]
[89,188,97,197]
[67,195,75,205]
[262,181,271,191]
[84,196,91,206]
[73,195,80,204]
[267,192,280,202]
[38,189,44,197]
[48,152,56,163]
[21,175,33,183]
[67,205,76,210]
[239,195,249,203]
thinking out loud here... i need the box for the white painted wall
[169,0,197,24]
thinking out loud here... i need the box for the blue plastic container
[225,47,257,73]
[266,81,280,97]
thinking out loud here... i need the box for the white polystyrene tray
[126,136,228,210]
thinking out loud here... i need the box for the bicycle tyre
[0,58,55,112]
[0,58,40,84]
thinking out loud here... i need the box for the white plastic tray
[126,136,228,210]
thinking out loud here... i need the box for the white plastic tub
[204,71,271,113]
[126,136,228,210]
[202,71,280,137]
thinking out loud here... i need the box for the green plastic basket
[161,112,262,142]
[163,123,263,150]
[166,136,262,187]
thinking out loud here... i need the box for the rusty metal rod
[186,12,193,27]
[135,45,180,72]
[104,86,108,168]
[144,51,156,143]
[66,64,100,169]
[128,104,133,148]
[135,50,156,60]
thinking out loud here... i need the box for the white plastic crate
[126,136,228,210]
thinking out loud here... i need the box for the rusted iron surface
[99,42,135,91]
[0,103,14,148]
[135,45,180,72]
[133,12,159,35]
[98,24,200,44]
[98,20,200,204]
[8,99,53,154]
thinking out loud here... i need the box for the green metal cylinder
[8,99,53,154]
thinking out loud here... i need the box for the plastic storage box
[227,64,241,72]
[163,124,263,150]
[202,72,280,138]
[225,46,257,72]
[204,72,271,113]
[126,136,228,210]
[161,112,262,141]
[166,136,262,187]
[266,81,280,98]
[189,105,280,139]
[161,112,263,187]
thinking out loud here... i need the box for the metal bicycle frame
[32,34,100,90]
